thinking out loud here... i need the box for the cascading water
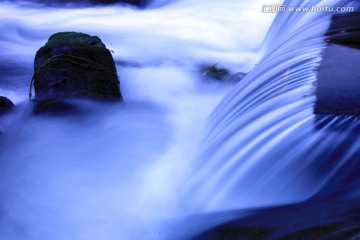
[1,0,359,239]
[188,0,360,212]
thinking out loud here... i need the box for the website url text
[261,4,354,13]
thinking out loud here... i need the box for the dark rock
[325,12,360,48]
[32,32,122,101]
[5,0,149,8]
[115,0,148,6]
[315,13,360,115]
[191,199,360,240]
[32,99,79,115]
[200,64,246,82]
[78,0,149,7]
[200,64,230,81]
[0,96,14,115]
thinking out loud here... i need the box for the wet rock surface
[325,12,360,48]
[191,199,360,240]
[0,96,14,115]
[33,32,122,101]
[32,99,79,115]
[316,13,360,115]
[200,64,230,81]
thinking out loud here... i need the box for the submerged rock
[32,32,122,101]
[200,64,246,82]
[200,64,230,81]
[229,72,247,82]
[0,96,14,115]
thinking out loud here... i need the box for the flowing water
[0,0,359,239]
[189,0,360,212]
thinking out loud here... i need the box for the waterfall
[189,0,360,212]
[1,0,359,239]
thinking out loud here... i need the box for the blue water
[188,0,360,211]
[0,0,359,239]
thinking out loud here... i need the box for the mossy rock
[46,32,105,48]
[33,32,122,101]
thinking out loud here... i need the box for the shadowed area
[0,0,149,7]
[191,198,360,240]
[315,12,360,115]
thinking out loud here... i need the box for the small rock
[200,64,246,82]
[32,32,122,101]
[200,64,230,81]
[0,96,14,115]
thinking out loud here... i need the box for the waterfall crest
[190,0,360,212]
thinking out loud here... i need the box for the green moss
[46,32,105,48]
